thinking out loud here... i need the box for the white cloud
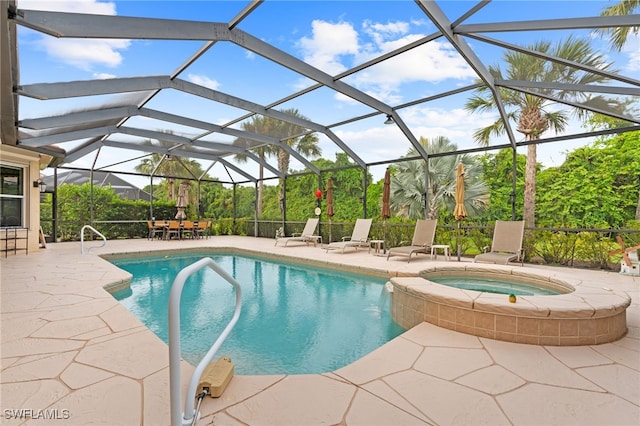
[297,20,359,75]
[362,20,410,46]
[622,33,640,72]
[17,0,116,14]
[297,19,476,105]
[18,0,129,71]
[92,72,116,79]
[188,74,221,90]
[41,38,129,70]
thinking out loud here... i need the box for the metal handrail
[169,258,242,426]
[80,225,106,254]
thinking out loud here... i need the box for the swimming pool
[110,252,405,375]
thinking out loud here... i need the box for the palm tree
[135,151,204,202]
[235,108,320,216]
[391,136,489,220]
[599,0,639,51]
[465,36,620,227]
[234,115,278,217]
[274,109,321,215]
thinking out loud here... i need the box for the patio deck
[1,236,638,425]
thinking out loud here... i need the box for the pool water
[429,276,564,296]
[110,252,405,375]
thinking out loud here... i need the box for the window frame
[0,163,26,228]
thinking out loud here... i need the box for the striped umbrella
[453,162,467,260]
[326,178,334,242]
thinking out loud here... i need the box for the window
[0,165,24,227]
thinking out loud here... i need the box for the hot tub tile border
[390,265,630,346]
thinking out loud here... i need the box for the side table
[430,244,450,261]
[370,239,386,256]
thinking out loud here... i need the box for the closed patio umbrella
[326,178,334,242]
[175,181,188,220]
[381,168,391,242]
[453,162,467,261]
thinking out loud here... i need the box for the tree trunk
[277,149,290,216]
[168,178,175,201]
[257,167,264,217]
[256,152,265,217]
[523,142,537,228]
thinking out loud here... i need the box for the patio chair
[474,220,525,266]
[181,220,195,239]
[386,219,437,263]
[325,218,372,253]
[194,220,211,239]
[164,220,182,240]
[147,220,165,240]
[275,218,320,247]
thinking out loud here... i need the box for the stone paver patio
[1,236,638,425]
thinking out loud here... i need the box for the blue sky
[16,0,640,188]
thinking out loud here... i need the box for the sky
[15,0,640,189]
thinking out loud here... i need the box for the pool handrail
[168,257,242,426]
[80,225,107,254]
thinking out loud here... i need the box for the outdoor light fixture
[33,179,47,193]
[384,114,394,125]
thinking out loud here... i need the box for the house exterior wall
[0,144,50,254]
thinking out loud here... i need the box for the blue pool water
[110,252,405,375]
[430,276,564,296]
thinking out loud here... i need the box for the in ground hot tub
[390,264,630,345]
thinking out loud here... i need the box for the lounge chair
[325,218,372,253]
[474,220,525,265]
[275,218,320,247]
[386,219,437,263]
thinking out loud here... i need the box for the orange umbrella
[381,168,391,241]
[326,178,334,242]
[453,163,467,220]
[453,162,467,260]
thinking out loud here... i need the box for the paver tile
[346,388,430,425]
[455,364,526,395]
[414,347,493,380]
[497,383,640,425]
[481,338,604,391]
[385,370,510,425]
[577,364,640,405]
[225,375,355,425]
[75,330,168,379]
[60,362,115,390]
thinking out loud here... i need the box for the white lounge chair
[386,219,437,263]
[325,218,372,253]
[474,220,525,265]
[275,218,320,247]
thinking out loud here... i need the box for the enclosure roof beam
[414,0,518,150]
[18,75,361,168]
[101,139,255,183]
[495,80,640,97]
[14,9,393,115]
[455,14,640,33]
[189,140,283,178]
[465,33,640,87]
